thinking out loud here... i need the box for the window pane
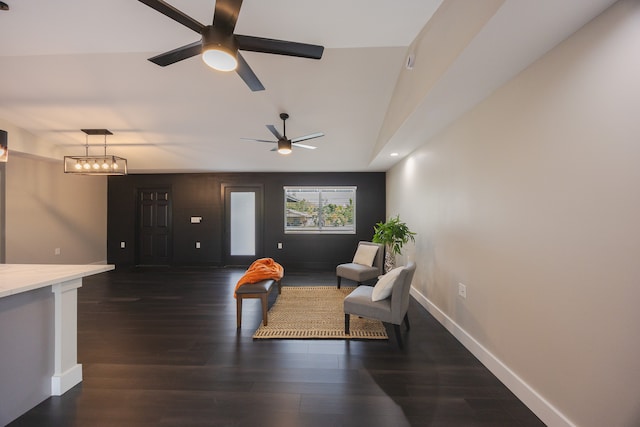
[230,192,255,255]
[284,186,356,234]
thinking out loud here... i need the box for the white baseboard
[51,363,83,396]
[410,287,575,427]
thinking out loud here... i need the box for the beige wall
[387,1,640,426]
[5,153,107,264]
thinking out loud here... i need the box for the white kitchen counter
[0,263,114,426]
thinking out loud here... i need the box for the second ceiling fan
[242,113,324,155]
[138,0,324,91]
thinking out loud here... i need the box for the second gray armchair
[336,241,384,288]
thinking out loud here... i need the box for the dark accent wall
[108,172,385,270]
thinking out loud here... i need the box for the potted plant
[372,215,416,273]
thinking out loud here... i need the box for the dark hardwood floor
[9,268,545,427]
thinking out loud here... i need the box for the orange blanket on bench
[234,258,284,298]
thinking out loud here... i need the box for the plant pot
[384,250,396,274]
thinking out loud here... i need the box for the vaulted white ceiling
[0,0,617,172]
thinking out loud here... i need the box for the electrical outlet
[54,248,61,256]
[277,242,283,249]
[458,283,467,299]
[120,241,126,249]
[195,241,201,249]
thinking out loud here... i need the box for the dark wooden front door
[137,188,172,266]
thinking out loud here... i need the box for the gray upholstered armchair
[336,241,384,288]
[343,261,416,348]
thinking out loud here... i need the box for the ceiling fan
[242,113,324,155]
[138,0,324,91]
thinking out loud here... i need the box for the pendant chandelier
[63,129,127,175]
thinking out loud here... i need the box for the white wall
[5,152,107,264]
[387,1,640,426]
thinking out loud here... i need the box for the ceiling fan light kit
[202,27,238,71]
[63,129,128,176]
[277,139,292,155]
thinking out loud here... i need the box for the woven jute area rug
[253,286,388,340]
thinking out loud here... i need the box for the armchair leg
[404,313,411,331]
[344,313,350,334]
[393,324,404,349]
[337,276,342,289]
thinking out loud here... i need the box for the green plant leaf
[371,215,416,255]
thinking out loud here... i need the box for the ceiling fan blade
[266,125,283,140]
[235,52,264,91]
[148,41,202,66]
[213,0,243,33]
[292,143,317,150]
[240,138,276,144]
[291,132,324,143]
[138,0,205,33]
[236,35,324,59]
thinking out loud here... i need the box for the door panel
[137,188,172,266]
[230,191,256,256]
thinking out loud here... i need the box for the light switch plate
[458,283,467,299]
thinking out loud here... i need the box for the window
[284,186,356,234]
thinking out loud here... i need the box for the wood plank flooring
[9,267,545,427]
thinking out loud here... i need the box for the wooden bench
[235,279,282,328]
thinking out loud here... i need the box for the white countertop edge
[0,264,115,298]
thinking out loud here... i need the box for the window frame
[284,186,356,234]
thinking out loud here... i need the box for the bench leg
[261,294,268,326]
[236,297,243,329]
